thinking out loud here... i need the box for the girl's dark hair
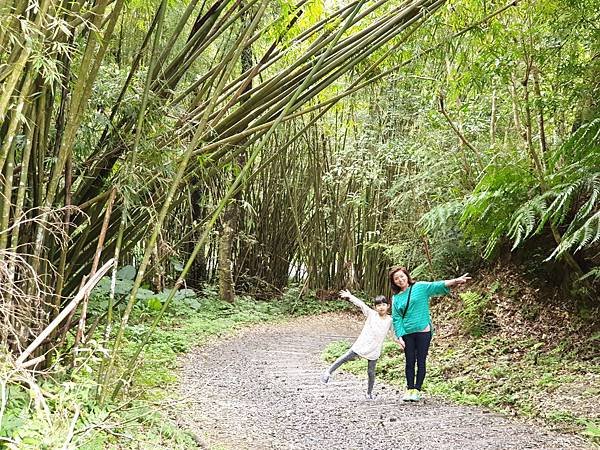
[373,295,388,305]
[388,266,415,294]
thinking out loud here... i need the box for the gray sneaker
[320,370,331,384]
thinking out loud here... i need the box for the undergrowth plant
[458,290,491,337]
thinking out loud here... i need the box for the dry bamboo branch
[15,258,115,366]
[73,188,116,351]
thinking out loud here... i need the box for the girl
[321,290,391,399]
[390,266,471,401]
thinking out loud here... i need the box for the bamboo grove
[1,0,599,398]
[0,0,455,390]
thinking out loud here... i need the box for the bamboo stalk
[0,140,16,251]
[95,192,126,401]
[0,0,51,122]
[44,0,124,208]
[53,153,73,310]
[531,64,548,155]
[0,69,35,171]
[111,0,366,398]
[77,0,456,229]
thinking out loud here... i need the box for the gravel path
[178,313,590,450]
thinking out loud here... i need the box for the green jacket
[392,281,449,337]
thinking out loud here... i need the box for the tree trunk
[217,3,254,302]
[218,216,235,302]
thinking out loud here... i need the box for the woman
[390,266,471,402]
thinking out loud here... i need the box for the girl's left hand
[339,289,351,299]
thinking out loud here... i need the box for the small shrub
[458,290,490,337]
[582,421,600,443]
[279,287,351,316]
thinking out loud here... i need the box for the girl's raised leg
[321,349,358,383]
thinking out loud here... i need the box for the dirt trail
[177,313,590,450]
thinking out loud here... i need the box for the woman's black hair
[388,266,415,294]
[373,295,388,305]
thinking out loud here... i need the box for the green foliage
[458,290,491,337]
[515,120,600,259]
[417,201,483,278]
[319,0,600,297]
[4,290,343,448]
[583,421,600,442]
[460,161,536,257]
[0,351,111,450]
[278,287,353,316]
[454,118,599,294]
[90,269,204,319]
[322,340,352,363]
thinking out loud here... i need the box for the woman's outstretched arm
[444,273,472,288]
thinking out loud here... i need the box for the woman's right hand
[395,336,405,349]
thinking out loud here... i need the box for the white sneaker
[320,370,331,384]
[402,389,415,401]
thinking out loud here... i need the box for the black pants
[403,330,432,390]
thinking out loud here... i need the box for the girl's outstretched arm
[339,289,371,316]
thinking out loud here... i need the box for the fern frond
[461,163,534,247]
[573,173,600,222]
[579,267,600,282]
[508,196,547,248]
[548,210,600,259]
[458,290,490,337]
[549,118,600,168]
[418,200,463,234]
[545,180,580,224]
[483,230,501,259]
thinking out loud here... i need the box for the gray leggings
[328,349,378,394]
